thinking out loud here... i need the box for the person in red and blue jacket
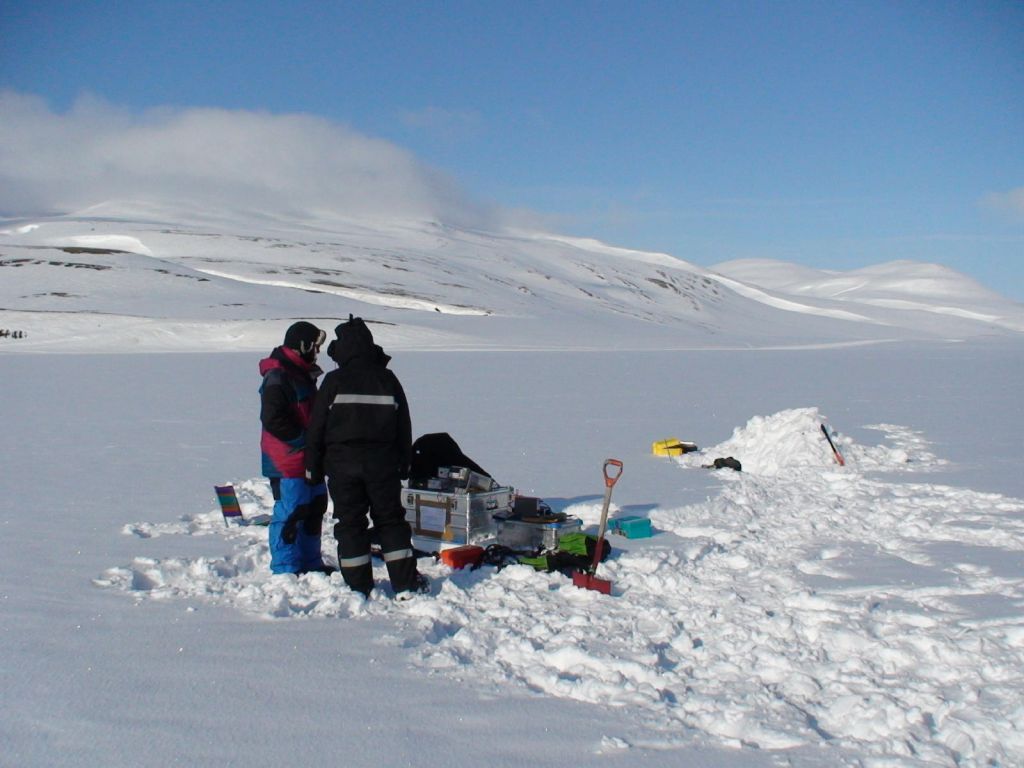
[259,321,331,575]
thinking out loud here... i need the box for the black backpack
[408,433,490,487]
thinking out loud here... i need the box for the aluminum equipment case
[402,486,513,545]
[493,512,583,552]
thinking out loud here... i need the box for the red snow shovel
[572,458,623,595]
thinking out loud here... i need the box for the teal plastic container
[611,515,652,539]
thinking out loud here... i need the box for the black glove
[305,468,324,486]
[303,515,322,537]
[282,492,328,542]
[302,493,328,536]
[282,512,301,544]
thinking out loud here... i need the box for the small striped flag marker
[214,485,244,526]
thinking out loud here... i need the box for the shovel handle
[603,459,623,487]
[820,424,846,466]
[585,459,624,579]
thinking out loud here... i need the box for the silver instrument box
[402,487,513,544]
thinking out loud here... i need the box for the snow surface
[2,206,1024,767]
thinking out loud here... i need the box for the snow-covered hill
[2,204,1022,353]
[713,258,1024,335]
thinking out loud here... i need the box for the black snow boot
[394,572,430,601]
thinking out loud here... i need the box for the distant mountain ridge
[714,258,1006,303]
[2,204,1022,352]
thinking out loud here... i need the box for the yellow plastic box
[651,438,697,457]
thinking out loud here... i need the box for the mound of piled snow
[677,407,944,475]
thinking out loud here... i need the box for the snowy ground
[3,342,1023,767]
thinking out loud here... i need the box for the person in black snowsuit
[305,316,427,599]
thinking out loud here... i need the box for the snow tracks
[97,409,1024,765]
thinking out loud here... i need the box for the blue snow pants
[269,477,328,574]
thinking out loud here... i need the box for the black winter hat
[283,321,325,356]
[328,315,375,363]
[333,314,374,346]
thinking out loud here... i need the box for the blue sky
[2,0,1023,298]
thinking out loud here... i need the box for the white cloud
[983,187,1024,220]
[0,90,494,227]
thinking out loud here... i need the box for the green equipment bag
[520,532,610,573]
